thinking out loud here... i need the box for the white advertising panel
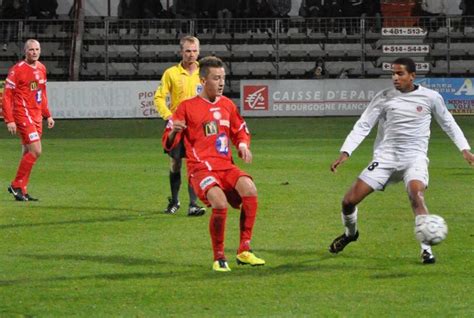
[240,79,392,117]
[381,27,427,36]
[382,62,430,72]
[382,44,429,54]
[48,81,160,119]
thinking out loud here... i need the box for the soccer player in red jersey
[163,56,265,272]
[2,39,55,201]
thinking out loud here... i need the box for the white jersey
[340,85,471,162]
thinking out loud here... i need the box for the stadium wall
[48,81,160,119]
[45,79,474,119]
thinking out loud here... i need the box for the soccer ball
[414,214,448,245]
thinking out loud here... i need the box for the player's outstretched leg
[329,178,373,254]
[408,181,436,264]
[329,206,359,254]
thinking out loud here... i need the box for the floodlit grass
[0,117,473,316]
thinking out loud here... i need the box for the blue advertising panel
[415,78,474,115]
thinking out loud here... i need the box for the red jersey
[2,60,50,124]
[163,95,251,174]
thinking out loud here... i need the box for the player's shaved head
[24,39,40,52]
[199,56,224,78]
[24,39,41,64]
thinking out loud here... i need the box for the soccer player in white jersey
[328,57,474,264]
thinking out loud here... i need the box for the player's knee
[211,198,228,209]
[341,198,356,215]
[207,187,228,209]
[236,177,257,197]
[242,184,257,197]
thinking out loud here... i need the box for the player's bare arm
[6,122,17,135]
[238,144,252,164]
[462,149,474,166]
[330,151,350,173]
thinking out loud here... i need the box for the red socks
[209,208,227,261]
[238,196,258,254]
[209,196,258,260]
[12,152,37,193]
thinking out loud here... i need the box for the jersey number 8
[367,161,379,171]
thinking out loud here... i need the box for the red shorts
[189,166,252,209]
[16,120,42,145]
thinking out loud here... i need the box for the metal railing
[1,16,473,84]
[0,19,75,80]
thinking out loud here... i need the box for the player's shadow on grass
[1,253,204,286]
[0,211,167,230]
[257,247,321,258]
[254,247,351,263]
[15,253,165,266]
[0,202,163,214]
[40,205,155,214]
[0,272,180,287]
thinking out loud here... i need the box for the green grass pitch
[0,117,473,316]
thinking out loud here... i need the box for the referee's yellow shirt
[154,62,202,120]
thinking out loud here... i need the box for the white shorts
[358,157,429,191]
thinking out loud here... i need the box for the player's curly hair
[199,56,224,78]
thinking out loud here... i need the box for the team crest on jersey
[416,106,423,112]
[213,111,222,120]
[196,84,203,94]
[215,133,229,155]
[29,81,38,91]
[204,121,218,136]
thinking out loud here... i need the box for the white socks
[342,207,358,237]
[416,215,433,253]
[420,242,432,253]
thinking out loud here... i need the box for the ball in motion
[414,214,448,245]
